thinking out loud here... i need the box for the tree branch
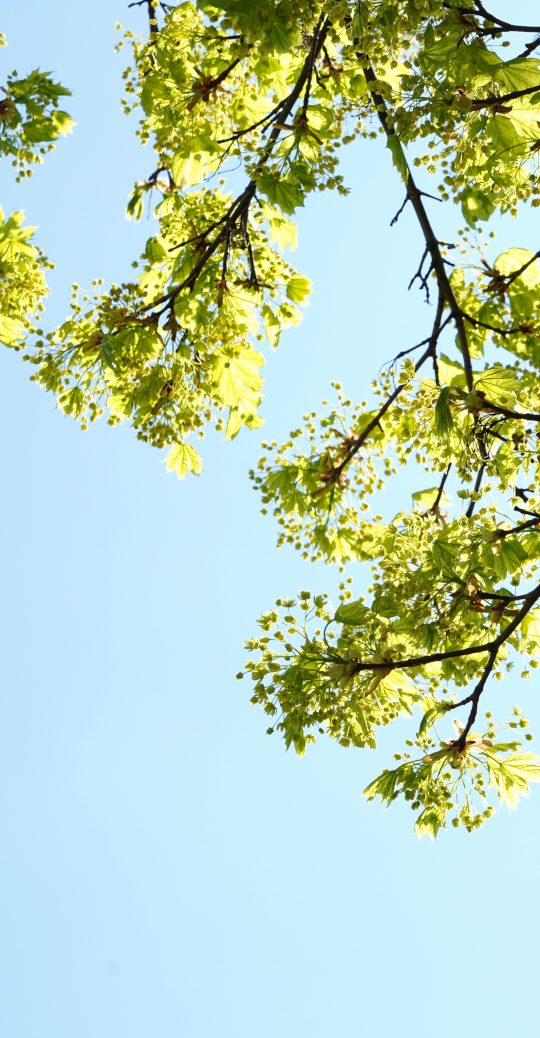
[480,401,540,422]
[430,464,452,512]
[361,63,475,390]
[469,2,540,35]
[462,309,538,338]
[454,583,540,746]
[504,249,540,287]
[345,583,540,681]
[465,462,485,518]
[140,16,331,318]
[317,301,450,490]
[496,515,540,538]
[128,0,159,36]
[470,83,540,110]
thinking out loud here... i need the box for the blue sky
[1,4,540,1036]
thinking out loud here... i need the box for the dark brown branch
[346,583,540,684]
[465,462,485,518]
[496,515,540,538]
[470,83,540,110]
[430,464,452,512]
[387,336,438,365]
[480,401,540,422]
[390,194,409,226]
[219,17,326,143]
[300,26,321,118]
[477,590,530,602]
[218,98,284,143]
[322,303,450,488]
[404,176,474,389]
[514,504,540,519]
[462,310,538,338]
[140,16,330,318]
[144,182,257,316]
[454,649,498,748]
[244,230,259,287]
[470,2,540,34]
[203,54,246,94]
[505,249,540,287]
[193,53,246,102]
[408,246,432,301]
[454,3,540,55]
[454,582,540,747]
[351,641,492,674]
[128,0,159,36]
[319,344,432,490]
[518,37,540,59]
[361,63,475,391]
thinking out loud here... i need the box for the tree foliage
[0,33,73,347]
[4,1,540,835]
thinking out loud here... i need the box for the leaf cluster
[5,2,540,834]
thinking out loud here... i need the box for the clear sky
[1,4,540,1037]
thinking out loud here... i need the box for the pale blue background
[1,4,540,1036]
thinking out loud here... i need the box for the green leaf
[261,304,281,349]
[434,387,454,438]
[474,365,519,405]
[412,486,445,509]
[262,206,298,252]
[495,58,540,92]
[286,275,311,303]
[171,150,208,188]
[212,346,265,408]
[356,522,393,559]
[334,599,368,626]
[436,355,466,388]
[51,110,75,136]
[522,609,540,646]
[414,806,445,839]
[420,33,463,66]
[487,752,540,809]
[0,313,26,346]
[432,538,459,576]
[225,405,263,440]
[165,442,203,479]
[418,702,450,737]
[363,767,402,803]
[488,115,525,155]
[499,538,528,575]
[386,135,408,183]
[494,248,540,288]
[461,188,495,227]
[256,172,305,214]
[144,236,168,263]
